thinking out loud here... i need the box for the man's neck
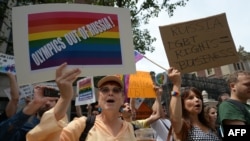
[230,95,247,103]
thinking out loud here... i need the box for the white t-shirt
[151,118,172,141]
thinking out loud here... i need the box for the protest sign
[12,4,135,86]
[134,98,145,109]
[0,53,16,74]
[19,84,34,98]
[159,13,239,73]
[4,84,33,111]
[127,71,156,98]
[32,82,58,90]
[75,77,96,106]
[135,102,152,120]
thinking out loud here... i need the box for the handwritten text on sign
[127,71,156,98]
[159,13,239,73]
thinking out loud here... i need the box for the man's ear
[230,82,236,91]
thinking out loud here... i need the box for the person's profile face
[208,107,217,122]
[234,74,250,99]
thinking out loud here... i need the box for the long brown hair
[169,87,208,141]
[204,105,217,131]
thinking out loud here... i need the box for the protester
[167,67,220,141]
[204,105,218,132]
[216,93,230,108]
[219,71,250,125]
[0,85,58,141]
[121,86,162,130]
[0,72,19,122]
[27,62,136,141]
[150,100,172,141]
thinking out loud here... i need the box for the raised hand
[55,62,81,100]
[23,86,58,116]
[167,67,181,87]
[54,62,81,120]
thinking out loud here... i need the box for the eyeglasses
[99,87,122,94]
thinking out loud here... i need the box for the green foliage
[0,0,189,55]
[83,0,189,54]
[238,45,250,60]
[162,0,189,17]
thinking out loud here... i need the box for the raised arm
[168,67,182,134]
[144,85,162,126]
[22,86,59,116]
[0,85,58,141]
[5,72,19,118]
[75,105,83,117]
[54,63,81,121]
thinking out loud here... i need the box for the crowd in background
[0,63,250,141]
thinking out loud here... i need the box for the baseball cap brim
[97,75,123,88]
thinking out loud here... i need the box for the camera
[43,88,60,97]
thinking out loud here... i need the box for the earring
[119,106,123,113]
[98,107,102,113]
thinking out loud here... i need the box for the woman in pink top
[26,63,136,141]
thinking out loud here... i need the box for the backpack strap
[79,115,96,141]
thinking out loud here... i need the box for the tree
[0,0,189,55]
[238,45,250,60]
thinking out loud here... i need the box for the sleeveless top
[187,126,220,141]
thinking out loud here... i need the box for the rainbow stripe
[28,12,122,70]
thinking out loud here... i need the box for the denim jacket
[0,109,40,141]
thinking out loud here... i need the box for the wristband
[171,91,180,96]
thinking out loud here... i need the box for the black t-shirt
[0,111,8,123]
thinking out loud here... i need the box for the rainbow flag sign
[75,77,96,106]
[12,4,135,86]
[28,12,121,70]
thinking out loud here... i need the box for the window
[233,62,245,71]
[190,72,197,77]
[206,68,215,76]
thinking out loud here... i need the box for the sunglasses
[99,87,122,94]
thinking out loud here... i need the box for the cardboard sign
[127,71,156,98]
[12,4,135,86]
[159,13,239,73]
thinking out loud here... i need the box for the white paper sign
[12,4,135,86]
[19,84,34,98]
[0,52,16,74]
[75,77,96,106]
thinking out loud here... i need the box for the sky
[136,0,250,74]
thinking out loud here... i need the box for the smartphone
[43,88,60,97]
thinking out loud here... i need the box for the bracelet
[171,91,180,96]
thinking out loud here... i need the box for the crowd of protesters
[0,63,250,141]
